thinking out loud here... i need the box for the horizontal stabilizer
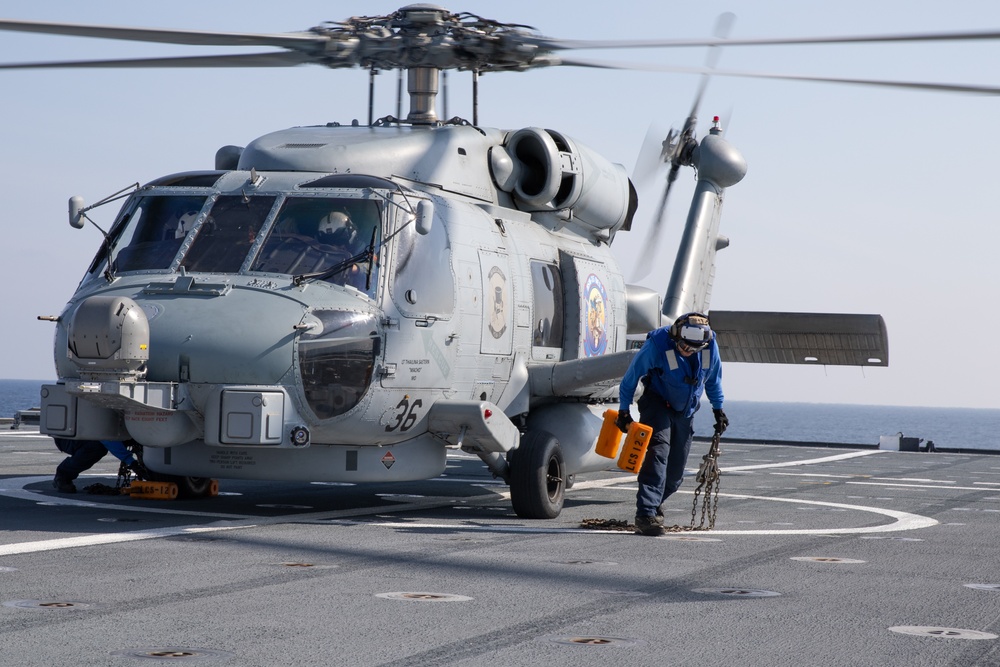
[709,310,888,366]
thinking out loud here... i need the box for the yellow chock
[616,421,653,473]
[127,481,179,500]
[595,409,623,458]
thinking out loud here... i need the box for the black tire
[173,476,214,499]
[509,430,565,519]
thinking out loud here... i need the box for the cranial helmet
[175,211,199,238]
[669,312,713,351]
[318,211,357,246]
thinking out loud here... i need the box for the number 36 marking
[385,397,423,432]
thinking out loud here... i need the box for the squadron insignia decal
[487,266,508,339]
[583,273,608,357]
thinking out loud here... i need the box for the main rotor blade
[0,18,325,49]
[0,51,319,70]
[533,28,1000,51]
[557,57,1000,95]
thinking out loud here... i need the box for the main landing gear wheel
[173,476,214,499]
[509,430,565,519]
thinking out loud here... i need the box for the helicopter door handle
[415,316,439,327]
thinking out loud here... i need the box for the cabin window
[108,195,208,272]
[251,196,381,296]
[390,201,454,317]
[298,311,379,420]
[181,195,276,274]
[530,260,564,348]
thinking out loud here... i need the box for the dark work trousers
[53,438,109,482]
[635,391,696,517]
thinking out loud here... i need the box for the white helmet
[318,211,356,246]
[175,211,199,239]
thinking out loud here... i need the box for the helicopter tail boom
[662,127,747,321]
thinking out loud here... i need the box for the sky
[0,1,997,410]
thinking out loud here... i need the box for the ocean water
[692,400,998,451]
[0,379,48,417]
[2,379,996,451]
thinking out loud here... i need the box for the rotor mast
[407,67,439,124]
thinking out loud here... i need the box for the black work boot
[655,505,666,524]
[634,515,666,536]
[52,475,77,494]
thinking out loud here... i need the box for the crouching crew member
[616,312,729,536]
[52,438,148,493]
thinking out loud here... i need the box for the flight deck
[1,426,998,666]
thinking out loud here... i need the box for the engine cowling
[490,127,637,235]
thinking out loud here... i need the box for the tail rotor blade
[688,12,735,121]
[630,13,734,284]
[631,122,670,188]
[631,164,680,281]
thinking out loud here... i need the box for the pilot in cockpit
[316,211,358,252]
[316,210,372,290]
[174,210,199,239]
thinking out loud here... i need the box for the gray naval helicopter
[3,5,995,516]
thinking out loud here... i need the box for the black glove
[713,408,729,434]
[128,460,150,480]
[615,410,634,434]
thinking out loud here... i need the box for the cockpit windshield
[94,192,382,296]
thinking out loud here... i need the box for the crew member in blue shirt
[616,312,729,536]
[52,438,148,493]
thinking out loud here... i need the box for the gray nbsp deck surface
[1,427,998,666]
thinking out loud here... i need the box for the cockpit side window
[251,197,381,296]
[110,195,208,273]
[180,195,276,274]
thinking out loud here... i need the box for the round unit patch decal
[487,266,508,339]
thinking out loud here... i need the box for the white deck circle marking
[0,446,937,552]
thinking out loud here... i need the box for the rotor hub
[308,6,549,73]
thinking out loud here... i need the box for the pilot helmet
[318,211,357,246]
[175,211,199,239]
[670,312,712,352]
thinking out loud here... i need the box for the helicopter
[3,5,997,518]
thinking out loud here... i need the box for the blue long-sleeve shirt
[100,440,136,466]
[618,328,724,418]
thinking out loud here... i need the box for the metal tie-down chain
[676,430,722,532]
[83,442,142,495]
[82,462,133,495]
